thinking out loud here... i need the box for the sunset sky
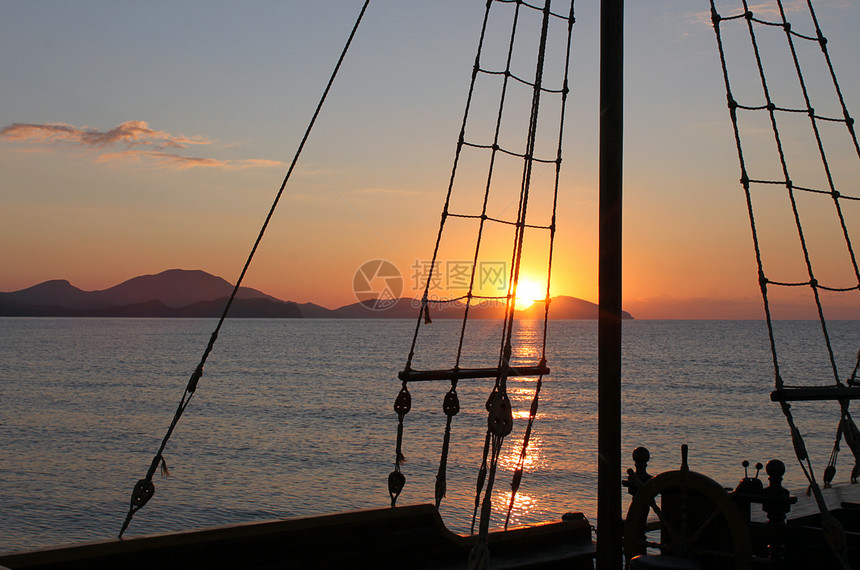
[1,1,858,318]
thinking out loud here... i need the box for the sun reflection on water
[512,409,532,420]
[479,319,552,525]
[493,490,539,528]
[500,433,544,472]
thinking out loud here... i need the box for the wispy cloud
[0,120,281,169]
[349,186,424,197]
[687,1,816,26]
[0,120,209,149]
[95,150,283,169]
[94,150,221,168]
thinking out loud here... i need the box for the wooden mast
[597,0,623,568]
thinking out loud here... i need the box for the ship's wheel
[623,468,752,570]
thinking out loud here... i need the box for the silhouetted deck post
[598,0,624,568]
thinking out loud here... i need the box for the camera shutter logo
[353,259,403,310]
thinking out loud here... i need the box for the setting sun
[513,278,547,311]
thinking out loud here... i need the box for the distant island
[0,269,634,320]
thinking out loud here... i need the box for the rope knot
[510,468,524,494]
[129,478,155,510]
[487,391,513,437]
[710,8,721,25]
[394,386,412,416]
[388,470,406,507]
[443,388,461,417]
[468,537,490,570]
[821,513,847,558]
[186,366,203,393]
[791,426,809,461]
[824,465,836,487]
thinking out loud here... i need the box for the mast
[597,0,623,568]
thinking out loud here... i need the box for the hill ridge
[0,269,633,319]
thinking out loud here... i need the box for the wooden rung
[399,365,549,382]
[771,386,860,402]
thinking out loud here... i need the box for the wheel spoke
[687,494,731,546]
[623,467,752,570]
[648,497,680,545]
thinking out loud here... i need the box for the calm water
[1,317,858,553]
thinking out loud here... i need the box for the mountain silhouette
[96,269,279,308]
[0,269,297,318]
[0,279,98,309]
[303,296,633,320]
[518,295,634,320]
[0,270,633,319]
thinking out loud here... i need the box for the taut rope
[710,1,859,566]
[118,0,373,538]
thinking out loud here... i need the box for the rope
[841,412,860,484]
[393,0,496,508]
[850,348,860,386]
[396,0,575,513]
[504,0,574,530]
[470,1,560,558]
[709,1,857,566]
[388,381,410,507]
[467,0,538,531]
[118,0,373,538]
[401,0,572,372]
[390,4,576,565]
[435,383,460,507]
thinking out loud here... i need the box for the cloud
[687,1,818,26]
[0,120,209,149]
[95,150,282,170]
[0,120,281,169]
[234,158,283,168]
[349,187,424,197]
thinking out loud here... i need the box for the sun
[513,278,546,311]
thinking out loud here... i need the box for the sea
[1,317,858,554]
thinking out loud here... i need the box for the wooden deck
[0,504,595,570]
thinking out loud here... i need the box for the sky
[1,0,858,318]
